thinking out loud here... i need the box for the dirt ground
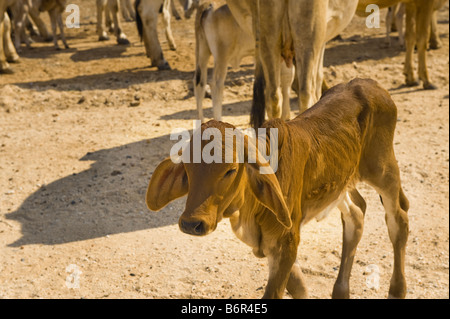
[0,0,448,299]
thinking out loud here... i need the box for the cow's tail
[250,60,266,128]
[194,2,213,82]
[135,0,143,41]
[195,1,213,40]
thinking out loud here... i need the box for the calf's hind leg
[332,189,366,299]
[365,159,409,299]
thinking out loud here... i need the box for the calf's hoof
[99,35,109,41]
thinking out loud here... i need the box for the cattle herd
[0,0,448,299]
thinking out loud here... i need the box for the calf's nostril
[180,219,205,235]
[194,221,204,234]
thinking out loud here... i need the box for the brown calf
[146,78,409,299]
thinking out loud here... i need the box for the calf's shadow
[6,134,184,247]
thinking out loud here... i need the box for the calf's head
[146,121,291,236]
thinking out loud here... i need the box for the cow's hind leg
[97,0,109,41]
[162,0,176,50]
[48,9,60,50]
[332,189,366,299]
[109,0,130,44]
[57,10,69,49]
[193,31,211,122]
[211,54,229,122]
[280,60,294,121]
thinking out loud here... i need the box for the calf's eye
[224,169,237,178]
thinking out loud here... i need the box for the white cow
[193,2,294,122]
[225,0,359,128]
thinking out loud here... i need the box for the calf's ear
[146,158,188,211]
[245,163,292,229]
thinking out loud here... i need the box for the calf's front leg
[263,233,298,299]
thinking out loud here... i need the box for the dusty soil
[0,0,448,299]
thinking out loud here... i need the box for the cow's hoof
[405,80,419,87]
[99,35,109,41]
[0,68,14,74]
[423,82,438,90]
[7,55,20,63]
[429,41,442,50]
[157,62,171,71]
[117,38,130,45]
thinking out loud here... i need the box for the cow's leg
[29,5,52,42]
[415,0,436,90]
[332,189,366,299]
[109,0,130,44]
[280,60,294,121]
[0,15,13,74]
[97,0,109,41]
[193,30,211,122]
[429,10,441,50]
[396,4,405,49]
[56,9,69,49]
[289,0,327,113]
[3,12,19,64]
[48,9,60,50]
[263,233,298,299]
[12,4,28,52]
[211,56,229,122]
[258,0,285,120]
[403,2,418,87]
[286,259,308,299]
[171,0,181,20]
[162,0,176,50]
[139,0,170,70]
[121,0,135,21]
[315,45,326,101]
[385,6,395,47]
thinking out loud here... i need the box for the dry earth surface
[0,0,448,299]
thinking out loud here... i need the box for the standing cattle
[135,0,197,70]
[97,0,130,44]
[231,0,359,128]
[38,0,69,49]
[146,78,410,299]
[193,2,295,122]
[385,0,447,50]
[0,0,20,74]
[357,0,443,90]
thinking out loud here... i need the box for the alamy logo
[366,4,381,29]
[169,121,279,174]
[66,4,80,28]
